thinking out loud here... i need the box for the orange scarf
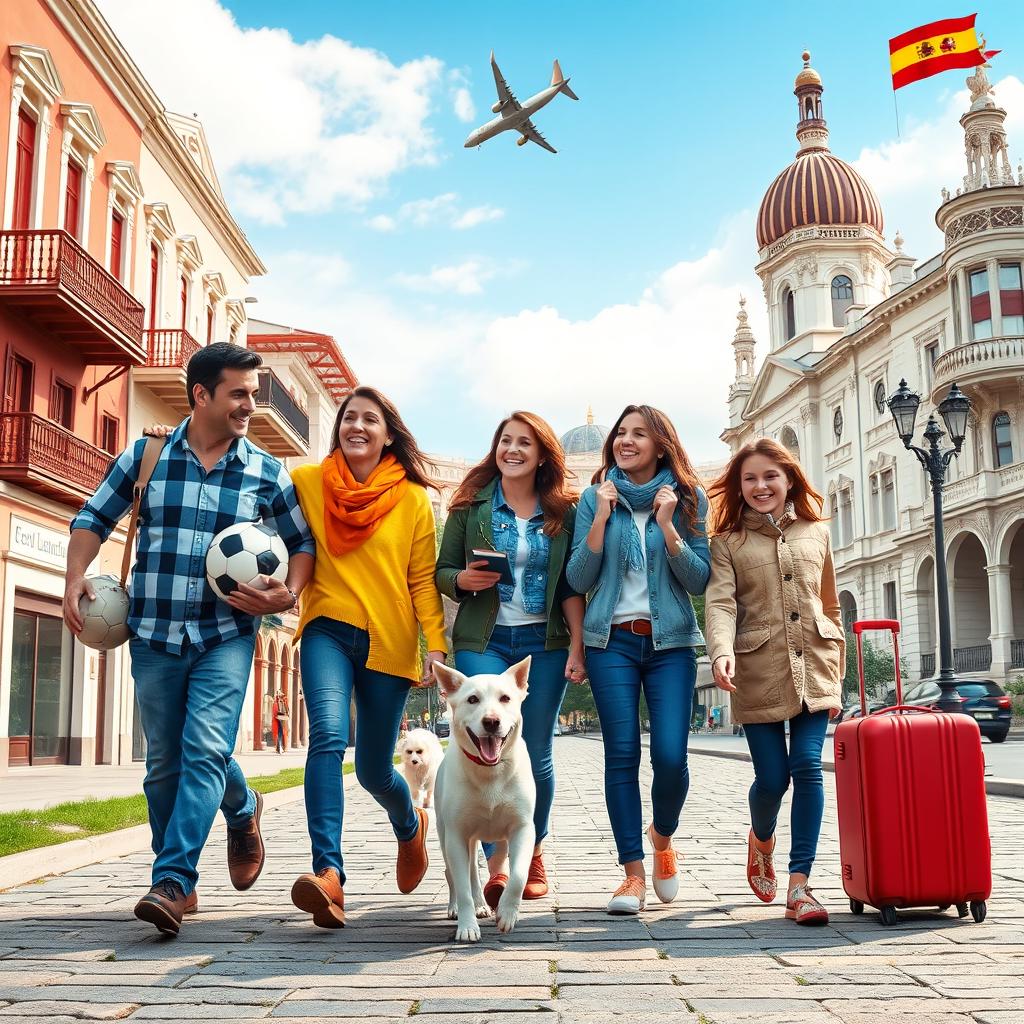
[321,450,409,557]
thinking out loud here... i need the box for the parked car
[433,720,451,739]
[901,679,1012,743]
[842,687,897,720]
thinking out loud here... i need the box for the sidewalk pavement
[0,735,1021,1023]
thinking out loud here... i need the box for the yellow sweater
[291,464,447,682]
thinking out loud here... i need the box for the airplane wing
[491,53,521,115]
[519,119,557,154]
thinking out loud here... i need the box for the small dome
[560,407,608,455]
[794,51,821,88]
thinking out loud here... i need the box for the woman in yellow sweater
[288,386,447,928]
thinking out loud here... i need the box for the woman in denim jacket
[568,404,710,915]
[436,411,586,908]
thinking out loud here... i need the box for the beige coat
[706,506,845,724]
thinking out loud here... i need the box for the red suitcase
[833,619,991,925]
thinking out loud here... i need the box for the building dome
[560,407,608,455]
[757,52,884,249]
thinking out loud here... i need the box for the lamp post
[887,379,972,712]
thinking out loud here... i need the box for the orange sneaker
[523,853,548,900]
[747,831,777,903]
[396,807,429,894]
[607,875,647,915]
[484,872,508,910]
[786,884,829,926]
[647,824,679,904]
[291,868,346,929]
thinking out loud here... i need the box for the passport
[470,548,515,587]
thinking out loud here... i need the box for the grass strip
[0,762,344,858]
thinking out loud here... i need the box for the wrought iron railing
[256,369,309,444]
[921,653,936,677]
[0,229,144,346]
[0,412,110,493]
[1011,640,1024,669]
[953,644,992,673]
[144,328,200,368]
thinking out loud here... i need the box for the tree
[843,632,909,703]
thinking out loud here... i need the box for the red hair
[708,438,825,537]
[449,411,577,536]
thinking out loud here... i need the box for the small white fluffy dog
[397,728,443,809]
[433,657,536,943]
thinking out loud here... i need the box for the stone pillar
[987,562,1013,677]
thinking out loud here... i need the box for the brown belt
[613,619,653,636]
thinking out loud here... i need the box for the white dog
[397,728,443,808]
[433,657,536,943]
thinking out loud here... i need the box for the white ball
[206,522,289,604]
[78,574,131,650]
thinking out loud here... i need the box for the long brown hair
[329,386,437,489]
[708,438,825,536]
[448,411,576,536]
[595,404,703,531]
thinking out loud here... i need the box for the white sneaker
[647,823,680,904]
[607,875,647,915]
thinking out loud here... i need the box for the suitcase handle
[870,704,930,717]
[853,618,902,717]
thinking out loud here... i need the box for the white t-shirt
[612,508,652,623]
[495,516,547,626]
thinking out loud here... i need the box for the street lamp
[887,379,971,712]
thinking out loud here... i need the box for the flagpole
[892,88,901,139]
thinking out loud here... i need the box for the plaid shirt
[71,419,315,655]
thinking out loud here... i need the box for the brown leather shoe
[227,790,265,891]
[523,852,549,899]
[291,868,346,929]
[183,889,198,916]
[396,806,429,894]
[134,880,188,936]
[484,872,508,910]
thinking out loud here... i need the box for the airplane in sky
[464,52,579,154]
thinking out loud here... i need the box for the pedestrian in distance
[273,690,289,753]
[287,386,447,928]
[706,437,844,926]
[63,343,316,936]
[567,404,711,915]
[435,411,586,908]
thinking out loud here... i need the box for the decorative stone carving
[795,256,818,282]
[799,402,819,424]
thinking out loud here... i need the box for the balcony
[134,329,201,415]
[0,230,145,364]
[931,336,1024,402]
[0,412,111,505]
[247,369,310,457]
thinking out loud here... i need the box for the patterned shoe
[786,884,829,926]
[746,831,777,904]
[647,824,679,904]
[607,876,647,916]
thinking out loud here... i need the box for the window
[109,211,124,280]
[49,380,74,430]
[951,276,963,345]
[780,425,800,458]
[831,275,854,327]
[993,412,1013,467]
[881,468,896,530]
[999,263,1024,335]
[883,581,897,622]
[839,487,853,546]
[3,353,34,413]
[180,275,189,329]
[783,288,796,340]
[148,244,159,330]
[100,414,119,455]
[829,493,839,548]
[833,407,844,443]
[13,108,36,231]
[206,303,215,344]
[873,381,887,415]
[63,161,83,240]
[925,341,939,385]
[969,267,992,339]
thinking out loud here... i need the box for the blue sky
[100,1,1024,462]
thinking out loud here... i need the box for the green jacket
[435,478,577,653]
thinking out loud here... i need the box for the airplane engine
[491,101,504,113]
[516,135,528,146]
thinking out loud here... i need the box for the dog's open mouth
[466,728,506,766]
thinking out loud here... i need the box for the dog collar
[461,746,499,767]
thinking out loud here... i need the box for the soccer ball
[78,574,131,650]
[206,522,289,603]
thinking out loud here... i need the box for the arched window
[993,412,1013,467]
[831,274,854,327]
[783,287,796,340]
[780,425,800,458]
[873,381,887,415]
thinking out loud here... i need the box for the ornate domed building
[560,407,608,455]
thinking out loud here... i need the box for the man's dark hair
[186,342,263,408]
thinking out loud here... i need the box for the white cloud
[272,250,352,288]
[449,70,476,123]
[395,260,497,295]
[399,193,459,226]
[454,205,505,229]
[367,214,397,232]
[367,193,504,231]
[97,0,451,223]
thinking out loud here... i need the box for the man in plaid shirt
[63,344,315,935]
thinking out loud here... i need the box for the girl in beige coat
[706,439,844,926]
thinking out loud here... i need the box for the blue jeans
[299,617,417,884]
[455,623,569,858]
[586,631,697,864]
[130,635,257,895]
[744,706,830,877]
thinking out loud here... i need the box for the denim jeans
[744,705,830,876]
[455,623,569,858]
[130,634,257,895]
[586,631,697,865]
[299,617,417,884]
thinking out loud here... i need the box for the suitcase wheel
[849,899,864,915]
[880,906,898,927]
[970,900,987,924]
[957,903,969,919]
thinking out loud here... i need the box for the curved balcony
[931,336,1024,402]
[134,329,201,415]
[247,369,310,457]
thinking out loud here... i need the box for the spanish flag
[890,14,999,90]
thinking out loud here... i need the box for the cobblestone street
[1,735,1022,1023]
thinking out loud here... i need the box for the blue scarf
[608,465,678,572]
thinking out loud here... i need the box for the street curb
[0,783,311,892]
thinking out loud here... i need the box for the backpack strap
[119,436,168,588]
